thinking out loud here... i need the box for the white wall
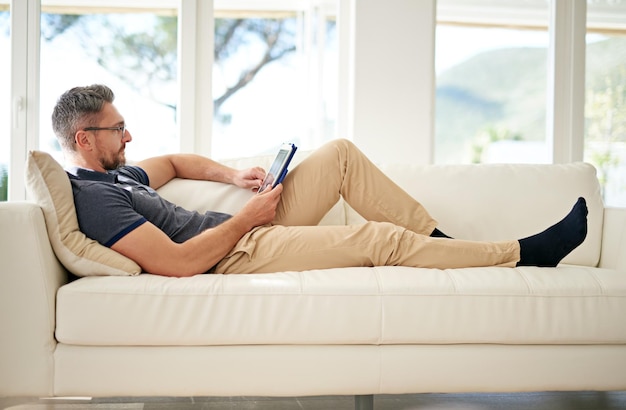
[345,0,436,165]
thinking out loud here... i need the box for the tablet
[258,143,298,193]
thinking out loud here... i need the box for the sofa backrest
[364,162,604,267]
[158,157,603,267]
[157,152,349,226]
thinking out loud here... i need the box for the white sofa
[1,156,625,404]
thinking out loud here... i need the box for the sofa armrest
[599,207,626,271]
[0,202,67,396]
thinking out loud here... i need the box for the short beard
[102,151,126,171]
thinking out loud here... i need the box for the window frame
[9,0,40,201]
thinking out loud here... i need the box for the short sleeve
[116,166,150,186]
[72,180,147,247]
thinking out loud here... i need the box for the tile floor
[2,391,626,410]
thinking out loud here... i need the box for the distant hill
[435,36,626,163]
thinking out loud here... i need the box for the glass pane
[584,33,626,207]
[0,3,8,202]
[212,4,338,159]
[435,2,550,164]
[39,5,179,164]
[435,25,549,164]
[319,14,338,149]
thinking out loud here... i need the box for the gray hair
[51,84,115,152]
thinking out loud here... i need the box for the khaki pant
[215,139,520,274]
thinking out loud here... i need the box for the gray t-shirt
[67,166,232,248]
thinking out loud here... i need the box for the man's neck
[66,153,106,173]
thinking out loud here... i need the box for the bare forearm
[168,154,265,191]
[113,212,255,278]
[169,154,237,184]
[137,154,237,190]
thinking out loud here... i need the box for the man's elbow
[140,258,208,277]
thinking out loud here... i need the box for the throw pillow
[25,150,141,277]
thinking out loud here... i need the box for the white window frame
[547,0,586,164]
[9,0,40,201]
[178,0,213,156]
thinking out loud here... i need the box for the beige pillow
[25,150,141,277]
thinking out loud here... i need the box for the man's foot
[517,197,588,267]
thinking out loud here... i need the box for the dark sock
[517,197,588,267]
[431,228,453,239]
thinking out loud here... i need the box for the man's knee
[335,138,355,151]
[322,138,359,158]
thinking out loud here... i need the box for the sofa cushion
[25,151,141,277]
[55,265,626,346]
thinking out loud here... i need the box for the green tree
[212,18,296,116]
[42,13,296,120]
[0,164,7,202]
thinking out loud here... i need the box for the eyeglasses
[83,125,126,136]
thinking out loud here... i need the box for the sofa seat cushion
[55,266,626,346]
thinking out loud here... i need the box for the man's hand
[233,167,266,191]
[111,183,283,278]
[237,183,283,229]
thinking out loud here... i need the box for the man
[52,84,588,277]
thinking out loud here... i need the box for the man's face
[89,102,132,170]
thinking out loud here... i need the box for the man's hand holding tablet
[258,143,298,193]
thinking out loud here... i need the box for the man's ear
[74,130,94,150]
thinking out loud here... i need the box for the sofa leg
[354,394,374,410]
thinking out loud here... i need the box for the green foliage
[0,164,7,202]
[470,126,523,164]
[586,66,626,144]
[584,64,626,200]
[212,18,297,113]
[41,13,297,121]
[96,15,178,89]
[41,14,82,40]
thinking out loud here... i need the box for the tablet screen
[259,144,297,193]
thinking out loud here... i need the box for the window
[435,0,550,164]
[437,0,626,207]
[39,3,179,164]
[4,0,624,207]
[0,2,8,201]
[212,1,338,159]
